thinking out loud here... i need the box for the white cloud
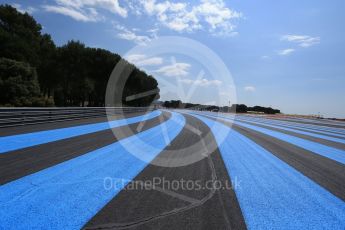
[281,35,320,47]
[118,31,151,45]
[180,78,222,87]
[11,3,37,14]
[126,54,163,66]
[114,23,153,45]
[244,86,255,92]
[43,0,127,22]
[139,0,197,32]
[43,5,98,22]
[42,1,242,36]
[194,0,241,35]
[154,62,191,77]
[136,0,242,36]
[277,48,295,56]
[261,55,270,59]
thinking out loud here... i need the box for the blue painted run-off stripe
[199,112,345,165]
[235,117,345,144]
[206,112,345,136]
[190,113,345,230]
[0,112,185,230]
[235,116,345,137]
[0,110,161,154]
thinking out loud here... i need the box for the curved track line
[0,112,184,229]
[0,110,161,153]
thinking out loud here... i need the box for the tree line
[163,100,281,114]
[0,5,159,107]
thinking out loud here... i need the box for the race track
[0,110,344,229]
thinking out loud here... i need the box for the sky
[2,0,345,118]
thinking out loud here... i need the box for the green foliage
[0,58,50,106]
[162,101,280,114]
[247,105,280,114]
[164,100,183,108]
[0,5,160,107]
[123,67,160,107]
[0,4,42,66]
[230,104,280,114]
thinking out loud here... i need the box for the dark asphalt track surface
[0,112,171,185]
[0,110,344,229]
[0,111,149,137]
[207,116,345,201]
[84,114,246,230]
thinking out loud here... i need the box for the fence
[0,107,154,128]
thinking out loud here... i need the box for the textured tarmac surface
[0,110,344,229]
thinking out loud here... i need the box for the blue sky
[2,0,345,118]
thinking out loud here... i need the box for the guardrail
[0,107,155,128]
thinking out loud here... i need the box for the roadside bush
[0,58,49,106]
